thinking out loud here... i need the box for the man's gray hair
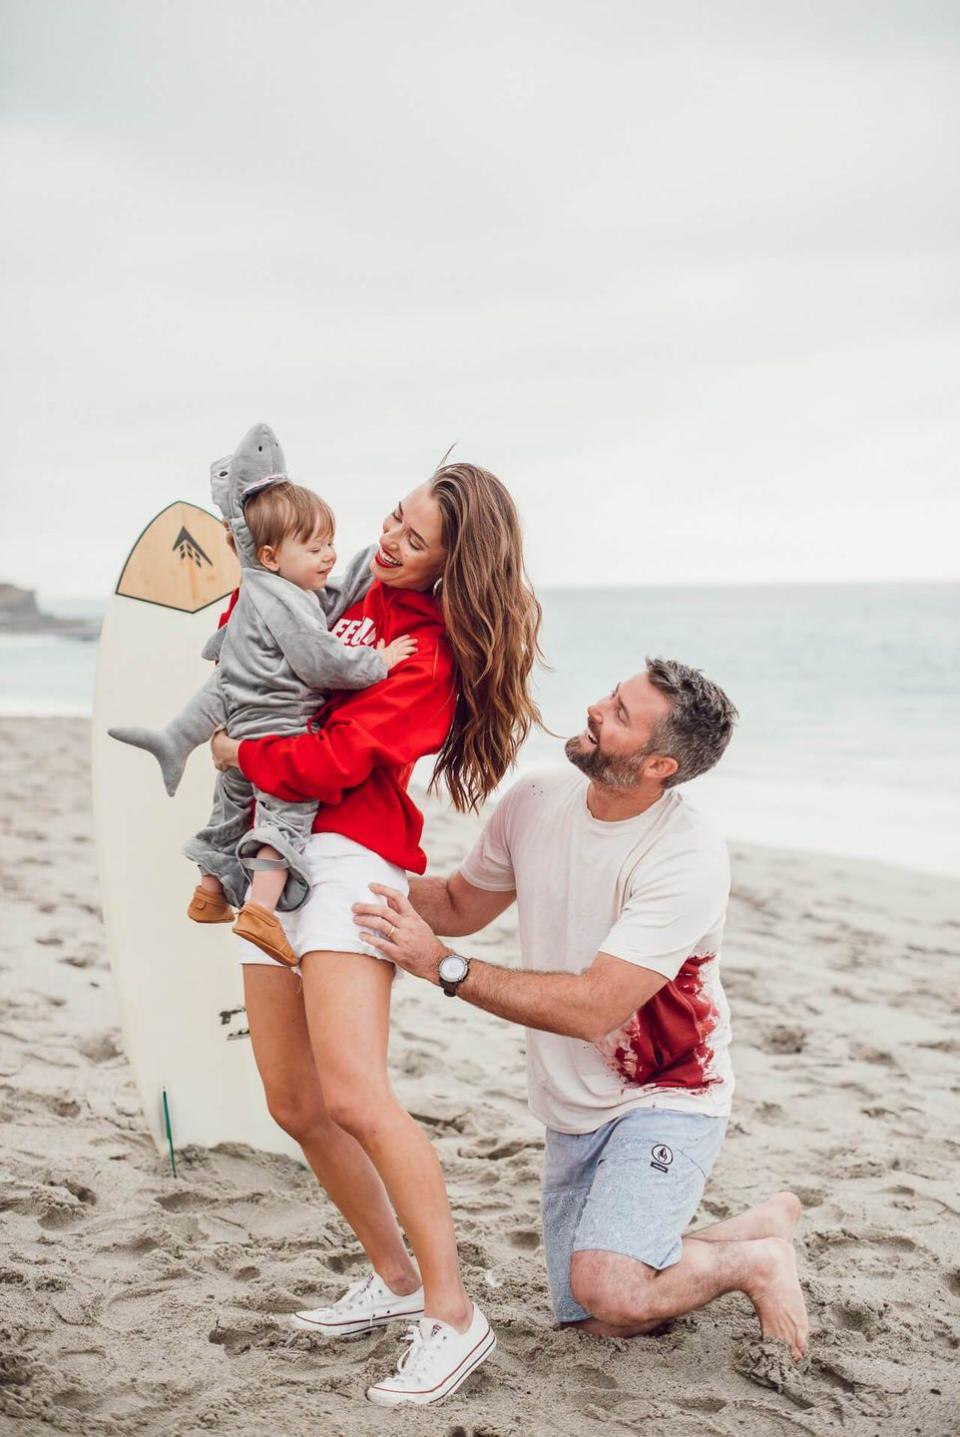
[645,657,738,787]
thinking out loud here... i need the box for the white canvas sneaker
[290,1272,424,1338]
[366,1303,496,1406]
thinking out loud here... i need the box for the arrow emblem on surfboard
[172,526,213,568]
[113,502,239,613]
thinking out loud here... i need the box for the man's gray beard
[564,735,647,791]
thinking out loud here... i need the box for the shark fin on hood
[209,423,289,569]
[210,423,288,523]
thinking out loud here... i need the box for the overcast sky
[2,0,958,596]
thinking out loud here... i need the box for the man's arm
[451,952,666,1041]
[354,884,667,1041]
[408,873,516,938]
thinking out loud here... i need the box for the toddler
[110,423,412,967]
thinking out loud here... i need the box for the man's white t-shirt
[460,766,734,1135]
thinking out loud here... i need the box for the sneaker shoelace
[392,1323,447,1385]
[330,1273,377,1314]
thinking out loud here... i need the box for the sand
[1,717,958,1437]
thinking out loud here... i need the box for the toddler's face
[267,525,337,591]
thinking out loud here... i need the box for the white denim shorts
[236,831,408,970]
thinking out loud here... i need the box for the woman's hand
[353,884,449,982]
[211,729,241,772]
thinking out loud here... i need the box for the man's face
[565,672,677,789]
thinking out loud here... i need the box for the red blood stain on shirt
[597,953,720,1092]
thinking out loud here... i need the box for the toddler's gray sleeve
[318,544,377,626]
[245,569,387,692]
[272,609,387,691]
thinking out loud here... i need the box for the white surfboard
[92,500,301,1160]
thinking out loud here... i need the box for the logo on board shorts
[650,1144,674,1174]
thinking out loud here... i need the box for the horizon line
[23,574,960,604]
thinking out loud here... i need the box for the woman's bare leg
[242,964,420,1293]
[300,950,471,1331]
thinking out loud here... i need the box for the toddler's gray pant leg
[235,793,318,913]
[182,768,252,908]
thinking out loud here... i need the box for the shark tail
[108,726,188,797]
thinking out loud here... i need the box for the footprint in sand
[760,1024,807,1055]
[507,1228,541,1251]
[397,1048,435,1078]
[571,1362,619,1390]
[2,1176,95,1230]
[59,950,99,969]
[830,1298,888,1337]
[849,1041,898,1066]
[96,1231,166,1263]
[207,1319,287,1356]
[675,1394,727,1414]
[77,1031,123,1064]
[468,1137,544,1161]
[153,1189,217,1213]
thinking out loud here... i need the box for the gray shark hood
[211,422,287,516]
[211,422,288,568]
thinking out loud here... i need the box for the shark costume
[109,423,381,911]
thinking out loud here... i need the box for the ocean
[3,584,957,878]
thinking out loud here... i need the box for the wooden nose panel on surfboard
[115,501,240,612]
[93,501,300,1162]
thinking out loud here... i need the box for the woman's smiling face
[372,482,446,591]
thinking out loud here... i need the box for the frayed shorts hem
[234,831,408,974]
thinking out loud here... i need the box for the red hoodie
[235,580,457,873]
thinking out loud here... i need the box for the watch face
[439,954,469,983]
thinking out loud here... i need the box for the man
[354,657,809,1359]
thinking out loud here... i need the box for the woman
[210,462,541,1406]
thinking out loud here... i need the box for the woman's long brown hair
[428,463,543,812]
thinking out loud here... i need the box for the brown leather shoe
[187,884,235,924]
[232,901,299,968]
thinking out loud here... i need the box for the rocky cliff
[0,584,100,638]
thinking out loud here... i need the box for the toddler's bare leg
[249,846,289,913]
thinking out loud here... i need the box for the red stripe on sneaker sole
[368,1328,496,1403]
[291,1304,424,1332]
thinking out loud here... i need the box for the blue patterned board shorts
[541,1107,728,1323]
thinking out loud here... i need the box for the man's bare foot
[690,1192,801,1246]
[745,1236,809,1360]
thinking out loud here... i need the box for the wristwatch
[437,951,471,998]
